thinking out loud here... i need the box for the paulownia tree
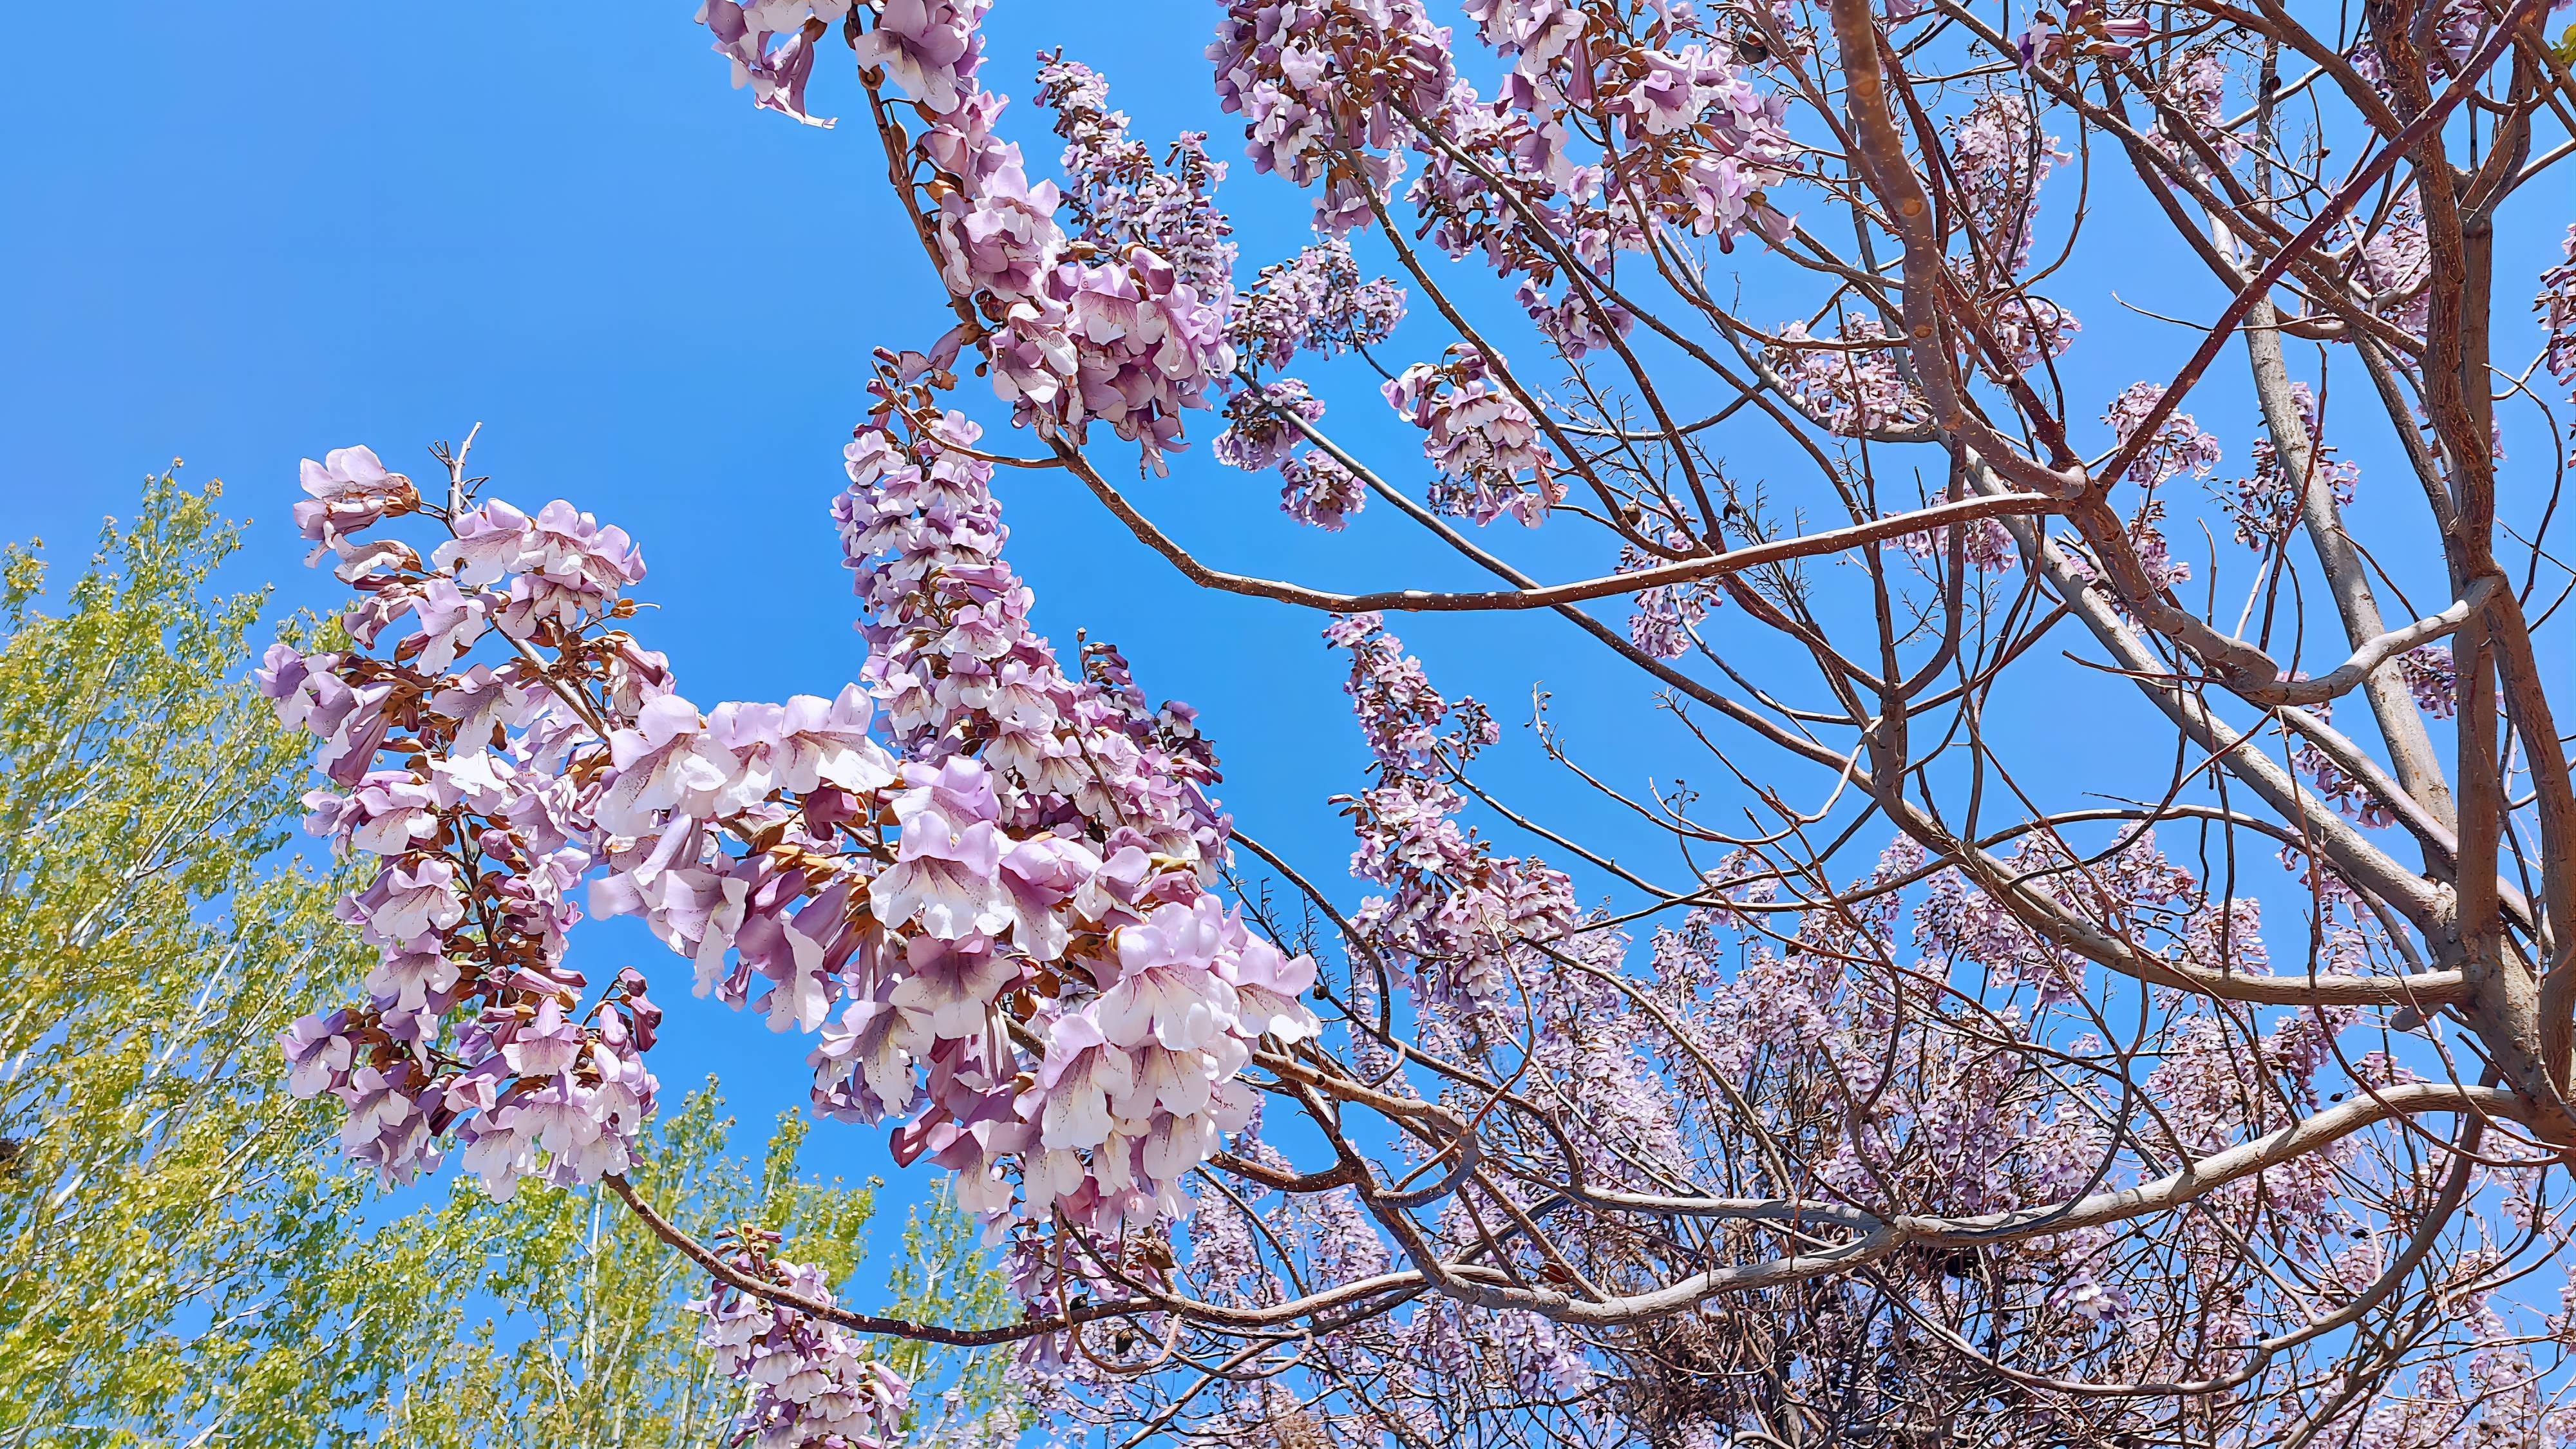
[265,0,2576,1441]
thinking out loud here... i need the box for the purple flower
[303,772,442,857]
[998,833,1102,962]
[338,859,468,949]
[596,694,722,835]
[686,1240,911,1448]
[1622,46,1735,138]
[428,663,538,758]
[279,1009,355,1098]
[871,768,1012,941]
[364,940,460,1016]
[1949,95,2069,281]
[1100,896,1243,1052]
[431,499,536,587]
[292,445,417,560]
[770,685,898,795]
[1227,237,1406,373]
[699,0,848,127]
[936,156,1065,305]
[2398,642,2458,719]
[456,1113,536,1200]
[1383,345,1560,526]
[431,497,643,633]
[2104,381,2224,487]
[1221,927,1321,1043]
[1028,1008,1135,1151]
[1037,57,1236,303]
[334,1062,444,1184]
[2540,224,2576,384]
[1212,379,1323,471]
[1278,450,1366,531]
[2220,381,2356,551]
[811,986,928,1124]
[411,577,491,673]
[853,0,985,115]
[302,674,396,787]
[1770,319,1918,436]
[499,998,587,1076]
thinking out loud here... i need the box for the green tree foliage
[373,1092,893,1449]
[0,473,1016,1447]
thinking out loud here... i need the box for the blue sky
[6,0,2571,1312]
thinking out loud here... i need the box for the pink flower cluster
[2104,380,2224,488]
[1381,345,1562,526]
[987,247,1239,471]
[693,5,1242,475]
[2352,189,2431,335]
[1405,94,1599,283]
[853,0,985,112]
[1598,44,1798,245]
[2143,992,2359,1262]
[697,0,851,127]
[266,457,672,1199]
[293,445,420,561]
[1227,238,1405,375]
[1897,513,2018,574]
[1208,0,1458,235]
[1622,537,1723,656]
[1629,822,2407,1390]
[1016,893,1319,1229]
[817,394,1319,1237]
[1770,318,1920,437]
[922,91,1059,305]
[1213,379,1325,472]
[838,408,1224,858]
[434,497,646,637]
[1949,95,2080,366]
[2396,641,2458,719]
[2092,380,2219,591]
[2345,1345,2576,1448]
[1325,613,1576,1004]
[1461,0,1588,73]
[1278,448,1367,531]
[1516,273,1635,361]
[687,1227,910,1449]
[1431,2,1796,263]
[1613,44,1751,139]
[2155,46,2239,175]
[2287,693,2397,828]
[1376,9,1793,382]
[268,398,1319,1406]
[1915,832,2195,1006]
[2222,381,2358,550]
[869,39,1237,473]
[1036,55,1236,304]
